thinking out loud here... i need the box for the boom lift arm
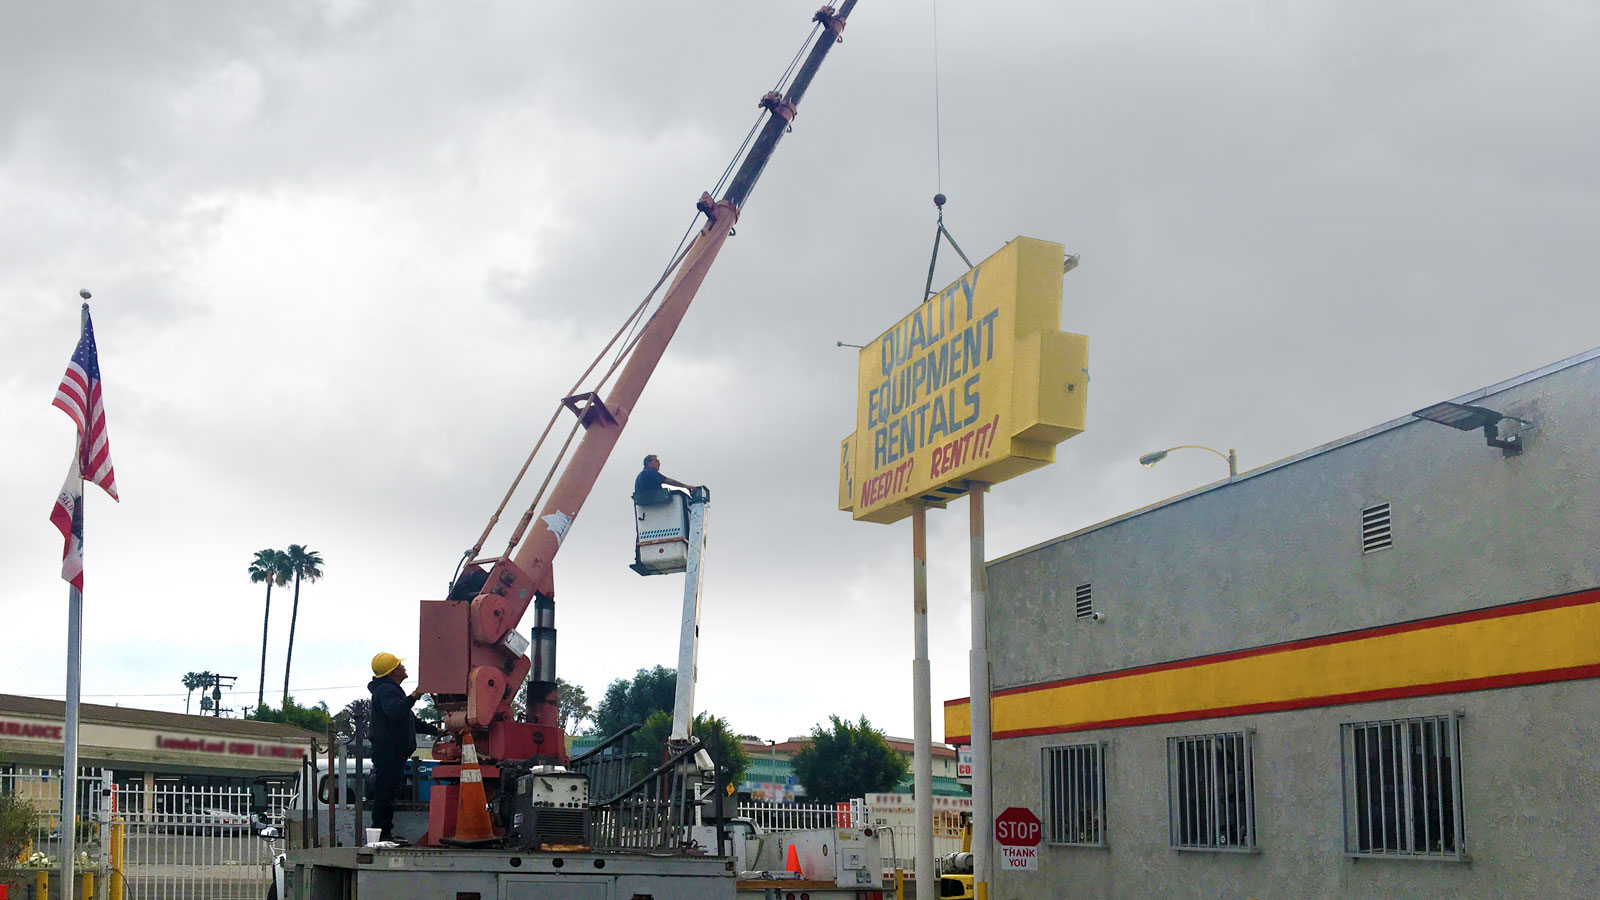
[418,2,858,843]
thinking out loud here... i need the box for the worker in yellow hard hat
[367,652,441,842]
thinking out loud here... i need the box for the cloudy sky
[2,1,1596,745]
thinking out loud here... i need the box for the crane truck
[265,4,876,898]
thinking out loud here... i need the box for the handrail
[604,738,706,803]
[586,737,709,852]
[569,723,643,766]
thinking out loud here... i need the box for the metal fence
[120,782,292,899]
[738,798,965,875]
[0,766,110,875]
[737,800,852,831]
[1,765,291,900]
[871,824,967,875]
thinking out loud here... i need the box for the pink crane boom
[416,2,858,845]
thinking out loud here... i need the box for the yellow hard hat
[371,652,402,678]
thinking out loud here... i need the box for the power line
[18,683,366,700]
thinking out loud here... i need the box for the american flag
[52,310,118,500]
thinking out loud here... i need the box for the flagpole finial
[79,289,91,300]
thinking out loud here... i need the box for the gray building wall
[981,349,1600,900]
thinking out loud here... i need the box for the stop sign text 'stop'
[995,806,1042,847]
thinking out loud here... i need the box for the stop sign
[995,807,1042,847]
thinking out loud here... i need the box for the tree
[280,544,325,704]
[247,696,334,733]
[248,548,292,709]
[0,792,38,879]
[592,666,677,738]
[557,679,593,732]
[632,710,749,792]
[415,693,441,724]
[182,671,213,715]
[790,715,908,804]
[517,677,592,732]
[334,697,372,744]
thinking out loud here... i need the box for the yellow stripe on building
[946,593,1600,741]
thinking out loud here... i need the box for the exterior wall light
[1139,445,1238,478]
[1411,401,1534,458]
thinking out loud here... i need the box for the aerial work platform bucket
[631,486,708,575]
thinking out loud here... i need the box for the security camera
[1090,612,1104,622]
[79,289,91,300]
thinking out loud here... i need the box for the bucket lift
[632,487,711,747]
[631,487,707,576]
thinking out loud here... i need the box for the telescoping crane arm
[417,3,859,805]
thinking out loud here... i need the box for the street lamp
[1139,445,1238,478]
[768,740,778,799]
[1412,401,1533,458]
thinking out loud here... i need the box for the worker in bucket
[367,652,443,843]
[633,453,699,506]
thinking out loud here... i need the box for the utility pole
[200,674,238,717]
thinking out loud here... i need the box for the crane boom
[417,2,858,845]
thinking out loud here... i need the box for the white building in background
[1,693,314,813]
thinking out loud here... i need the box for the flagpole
[60,298,89,895]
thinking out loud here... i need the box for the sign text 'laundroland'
[156,735,307,759]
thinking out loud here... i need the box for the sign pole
[968,484,992,899]
[910,505,934,900]
[60,302,88,897]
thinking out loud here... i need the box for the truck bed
[283,845,736,899]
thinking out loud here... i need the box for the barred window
[1043,743,1107,846]
[1341,713,1465,860]
[1167,731,1256,851]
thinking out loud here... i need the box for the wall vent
[1361,503,1393,554]
[1074,583,1093,619]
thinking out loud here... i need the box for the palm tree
[182,671,212,715]
[248,549,292,709]
[281,544,326,704]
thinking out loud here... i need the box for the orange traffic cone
[785,842,802,875]
[442,733,499,846]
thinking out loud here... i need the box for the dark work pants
[370,756,405,838]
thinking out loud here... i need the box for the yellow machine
[893,813,974,899]
[936,815,974,899]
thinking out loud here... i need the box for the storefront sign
[839,237,1088,524]
[155,735,306,758]
[1,719,64,740]
[0,712,308,770]
[865,793,973,815]
[956,745,973,783]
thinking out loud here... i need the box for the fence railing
[0,766,111,873]
[873,824,967,874]
[737,799,857,832]
[569,723,646,805]
[588,739,707,853]
[1,765,291,900]
[737,797,966,875]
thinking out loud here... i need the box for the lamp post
[769,739,778,800]
[1139,445,1237,478]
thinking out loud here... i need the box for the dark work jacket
[367,677,436,763]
